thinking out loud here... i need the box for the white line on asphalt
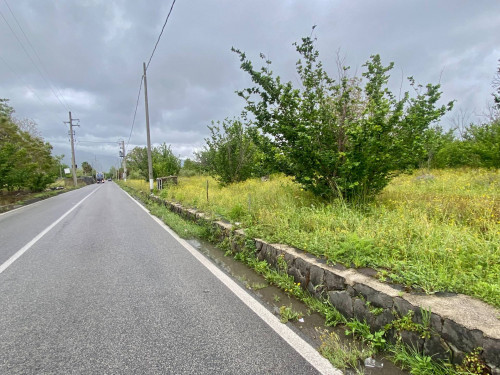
[122,189,341,375]
[0,186,101,275]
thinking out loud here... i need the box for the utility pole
[143,62,154,192]
[121,140,127,181]
[64,111,79,187]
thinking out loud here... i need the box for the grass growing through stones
[318,329,373,374]
[390,343,453,375]
[124,168,500,307]
[279,305,302,323]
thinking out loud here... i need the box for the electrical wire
[78,140,121,144]
[3,0,71,110]
[146,0,176,71]
[0,55,62,126]
[0,8,69,112]
[125,0,176,151]
[126,75,144,148]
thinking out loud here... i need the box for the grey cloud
[1,0,499,170]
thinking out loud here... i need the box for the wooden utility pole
[143,62,154,192]
[65,111,79,187]
[121,140,127,181]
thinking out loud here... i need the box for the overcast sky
[1,0,499,171]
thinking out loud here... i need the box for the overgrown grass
[121,169,500,308]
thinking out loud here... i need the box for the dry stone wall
[146,193,500,373]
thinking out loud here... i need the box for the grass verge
[122,169,500,308]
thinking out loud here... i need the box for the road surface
[0,182,338,374]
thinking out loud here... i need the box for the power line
[0,7,69,112]
[77,140,121,144]
[126,0,176,150]
[3,0,71,110]
[0,55,62,125]
[126,75,144,147]
[146,0,177,71]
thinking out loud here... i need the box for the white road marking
[0,186,101,275]
[122,189,341,375]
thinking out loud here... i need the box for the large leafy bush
[233,37,453,200]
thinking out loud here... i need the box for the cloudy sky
[1,0,499,171]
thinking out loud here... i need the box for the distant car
[107,178,112,181]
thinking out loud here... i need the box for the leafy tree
[108,166,117,179]
[420,125,454,168]
[493,59,500,110]
[0,99,14,119]
[463,120,500,168]
[14,117,42,139]
[0,116,58,191]
[126,146,149,180]
[153,143,181,177]
[126,144,181,180]
[81,161,93,176]
[202,118,259,184]
[180,158,202,177]
[233,37,453,200]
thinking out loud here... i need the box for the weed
[365,301,384,316]
[345,319,387,351]
[345,319,371,340]
[386,311,431,339]
[273,294,280,303]
[318,329,373,373]
[250,282,268,290]
[456,348,488,375]
[390,343,453,375]
[279,305,301,323]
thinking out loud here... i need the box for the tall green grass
[123,169,500,308]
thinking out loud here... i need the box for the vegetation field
[124,168,500,308]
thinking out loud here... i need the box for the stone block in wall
[254,239,265,253]
[430,312,443,334]
[400,330,425,352]
[353,283,393,309]
[307,265,325,296]
[257,242,268,261]
[328,290,353,319]
[324,270,346,291]
[372,309,394,332]
[353,297,370,322]
[230,229,246,253]
[423,333,451,362]
[442,319,484,354]
[483,336,500,370]
[288,266,301,284]
[186,208,198,221]
[447,342,465,365]
[394,297,418,319]
[294,257,311,284]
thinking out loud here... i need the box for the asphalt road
[0,182,338,374]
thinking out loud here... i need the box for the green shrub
[233,36,453,200]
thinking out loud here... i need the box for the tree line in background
[125,143,181,180]
[178,37,500,202]
[0,99,62,192]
